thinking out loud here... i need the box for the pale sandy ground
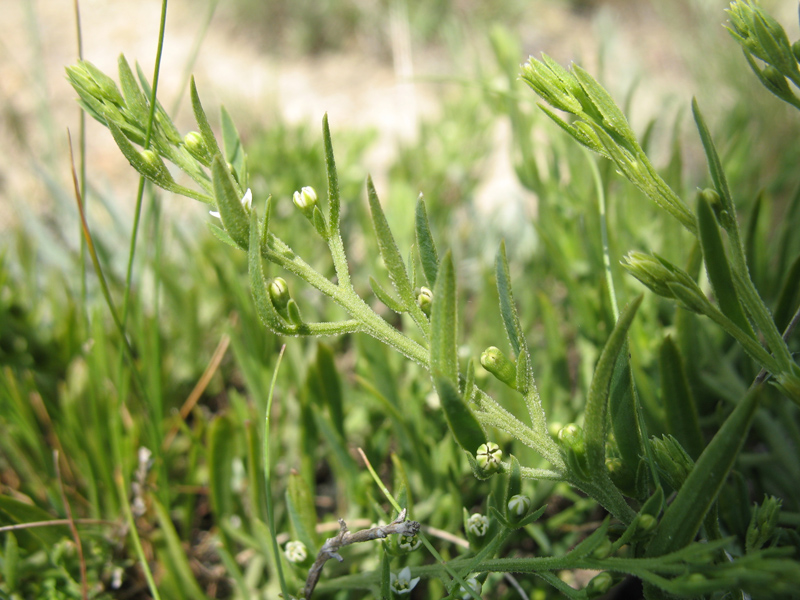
[1,0,773,236]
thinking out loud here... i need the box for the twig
[301,509,420,599]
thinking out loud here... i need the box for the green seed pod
[139,149,174,185]
[475,442,503,476]
[184,131,212,165]
[636,513,657,535]
[586,572,613,598]
[480,346,517,389]
[417,286,433,317]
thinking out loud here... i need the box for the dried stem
[301,509,420,599]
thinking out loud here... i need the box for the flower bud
[268,277,291,313]
[591,537,613,560]
[475,442,503,475]
[507,494,531,518]
[466,513,489,538]
[284,540,307,563]
[184,131,211,165]
[397,532,422,552]
[586,572,613,598]
[558,424,590,480]
[417,286,433,317]
[746,495,782,552]
[139,149,174,185]
[293,186,318,218]
[480,346,517,389]
[762,65,793,97]
[651,435,694,492]
[635,513,657,535]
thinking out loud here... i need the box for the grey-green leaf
[646,388,760,556]
[367,176,414,309]
[190,76,222,159]
[496,241,526,357]
[212,155,248,249]
[431,250,458,384]
[415,195,439,286]
[584,295,643,472]
[436,376,486,453]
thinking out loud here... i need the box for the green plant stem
[116,471,161,600]
[121,0,168,329]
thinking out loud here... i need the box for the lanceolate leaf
[608,351,643,476]
[496,241,525,357]
[584,295,643,472]
[221,105,246,185]
[431,251,458,384]
[248,212,294,335]
[646,388,760,557]
[697,194,755,338]
[692,100,735,224]
[190,76,222,159]
[659,336,704,460]
[370,276,405,313]
[117,55,148,123]
[415,196,439,286]
[367,177,414,309]
[323,114,341,233]
[212,155,248,249]
[436,376,486,453]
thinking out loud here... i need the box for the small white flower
[285,540,307,563]
[209,210,221,219]
[390,566,420,596]
[292,186,318,215]
[398,533,421,551]
[241,188,253,210]
[466,513,489,537]
[459,575,481,599]
[507,494,531,517]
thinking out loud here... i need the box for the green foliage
[3,1,800,598]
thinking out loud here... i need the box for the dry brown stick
[301,508,420,599]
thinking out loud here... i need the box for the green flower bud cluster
[650,435,695,492]
[727,1,800,109]
[621,252,707,313]
[746,495,782,553]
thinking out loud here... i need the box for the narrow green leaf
[212,155,248,248]
[153,498,209,599]
[774,253,800,332]
[322,114,341,234]
[697,193,755,338]
[117,55,148,122]
[220,105,245,184]
[248,211,294,334]
[463,359,476,403]
[190,76,222,159]
[286,472,319,551]
[572,65,637,146]
[608,351,643,477]
[370,275,405,313]
[692,100,735,223]
[506,454,522,503]
[380,548,391,599]
[538,104,605,156]
[431,251,458,384]
[245,420,268,523]
[107,122,172,184]
[3,531,18,590]
[646,388,760,556]
[659,336,704,460]
[584,295,643,472]
[207,414,235,519]
[415,195,439,286]
[0,495,70,548]
[208,222,239,248]
[315,343,344,439]
[436,376,486,453]
[495,241,525,356]
[367,176,414,308]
